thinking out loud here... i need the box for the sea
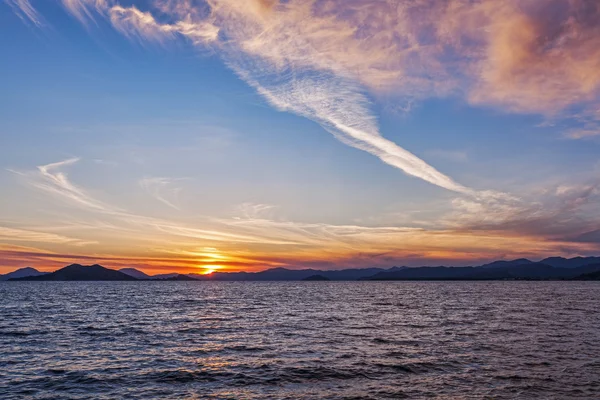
[0,281,599,399]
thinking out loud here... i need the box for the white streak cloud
[236,69,473,194]
[109,4,218,45]
[0,226,95,246]
[566,128,600,140]
[5,0,43,26]
[60,0,109,25]
[139,177,184,210]
[32,158,118,212]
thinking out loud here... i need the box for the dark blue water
[1,281,599,399]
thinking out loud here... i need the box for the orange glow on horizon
[201,265,224,275]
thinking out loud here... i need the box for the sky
[1,0,600,275]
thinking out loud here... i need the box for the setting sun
[201,265,224,275]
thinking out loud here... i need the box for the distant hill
[119,268,151,279]
[0,267,48,281]
[302,274,331,281]
[11,264,137,281]
[539,257,600,269]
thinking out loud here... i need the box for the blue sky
[1,0,599,273]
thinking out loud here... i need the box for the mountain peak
[1,267,48,281]
[16,267,39,272]
[11,264,136,281]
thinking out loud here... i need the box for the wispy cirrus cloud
[60,0,109,25]
[446,181,600,243]
[210,0,600,138]
[10,158,300,246]
[213,211,600,267]
[234,203,278,220]
[10,157,119,212]
[8,1,600,129]
[139,177,185,210]
[5,0,43,26]
[565,128,600,140]
[430,0,600,118]
[109,4,219,44]
[0,226,95,246]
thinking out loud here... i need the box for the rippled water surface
[1,282,599,399]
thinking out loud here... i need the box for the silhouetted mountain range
[365,263,600,281]
[4,257,600,281]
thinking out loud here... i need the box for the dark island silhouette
[0,267,49,281]
[9,264,137,281]
[3,256,600,281]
